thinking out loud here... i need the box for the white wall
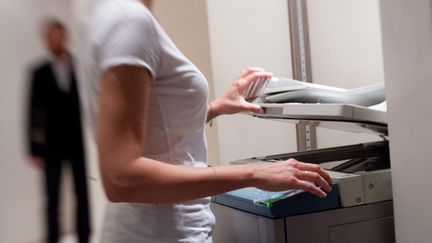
[380,1,432,242]
[306,0,386,148]
[0,1,74,242]
[307,0,385,89]
[0,0,108,242]
[206,0,297,163]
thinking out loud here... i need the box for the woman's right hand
[208,67,272,120]
[252,159,332,198]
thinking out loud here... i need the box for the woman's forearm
[101,154,332,203]
[101,156,256,203]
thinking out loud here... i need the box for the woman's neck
[140,0,153,9]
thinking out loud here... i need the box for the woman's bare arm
[97,66,332,203]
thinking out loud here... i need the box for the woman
[78,0,332,242]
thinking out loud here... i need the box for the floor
[60,235,76,243]
[34,235,94,243]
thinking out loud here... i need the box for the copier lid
[252,103,388,135]
[250,78,388,135]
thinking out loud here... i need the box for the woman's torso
[78,0,215,242]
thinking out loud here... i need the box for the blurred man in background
[27,19,90,243]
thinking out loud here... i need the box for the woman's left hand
[208,67,273,121]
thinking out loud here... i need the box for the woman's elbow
[104,181,123,203]
[101,172,133,203]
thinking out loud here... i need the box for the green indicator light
[265,201,272,208]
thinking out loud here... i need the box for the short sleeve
[97,14,160,78]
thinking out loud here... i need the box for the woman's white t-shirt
[77,0,215,242]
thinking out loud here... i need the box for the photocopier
[211,78,395,243]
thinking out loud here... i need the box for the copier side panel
[285,201,394,243]
[211,203,286,243]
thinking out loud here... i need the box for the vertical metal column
[288,0,317,151]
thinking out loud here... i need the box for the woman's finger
[241,102,264,114]
[256,77,270,97]
[245,77,263,100]
[296,162,332,185]
[293,179,327,198]
[241,71,273,93]
[244,71,273,83]
[296,170,332,193]
[250,77,272,99]
[237,71,272,93]
[239,67,266,78]
[244,78,258,99]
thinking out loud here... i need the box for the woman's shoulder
[88,0,156,41]
[94,0,153,23]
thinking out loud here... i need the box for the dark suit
[27,58,90,243]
